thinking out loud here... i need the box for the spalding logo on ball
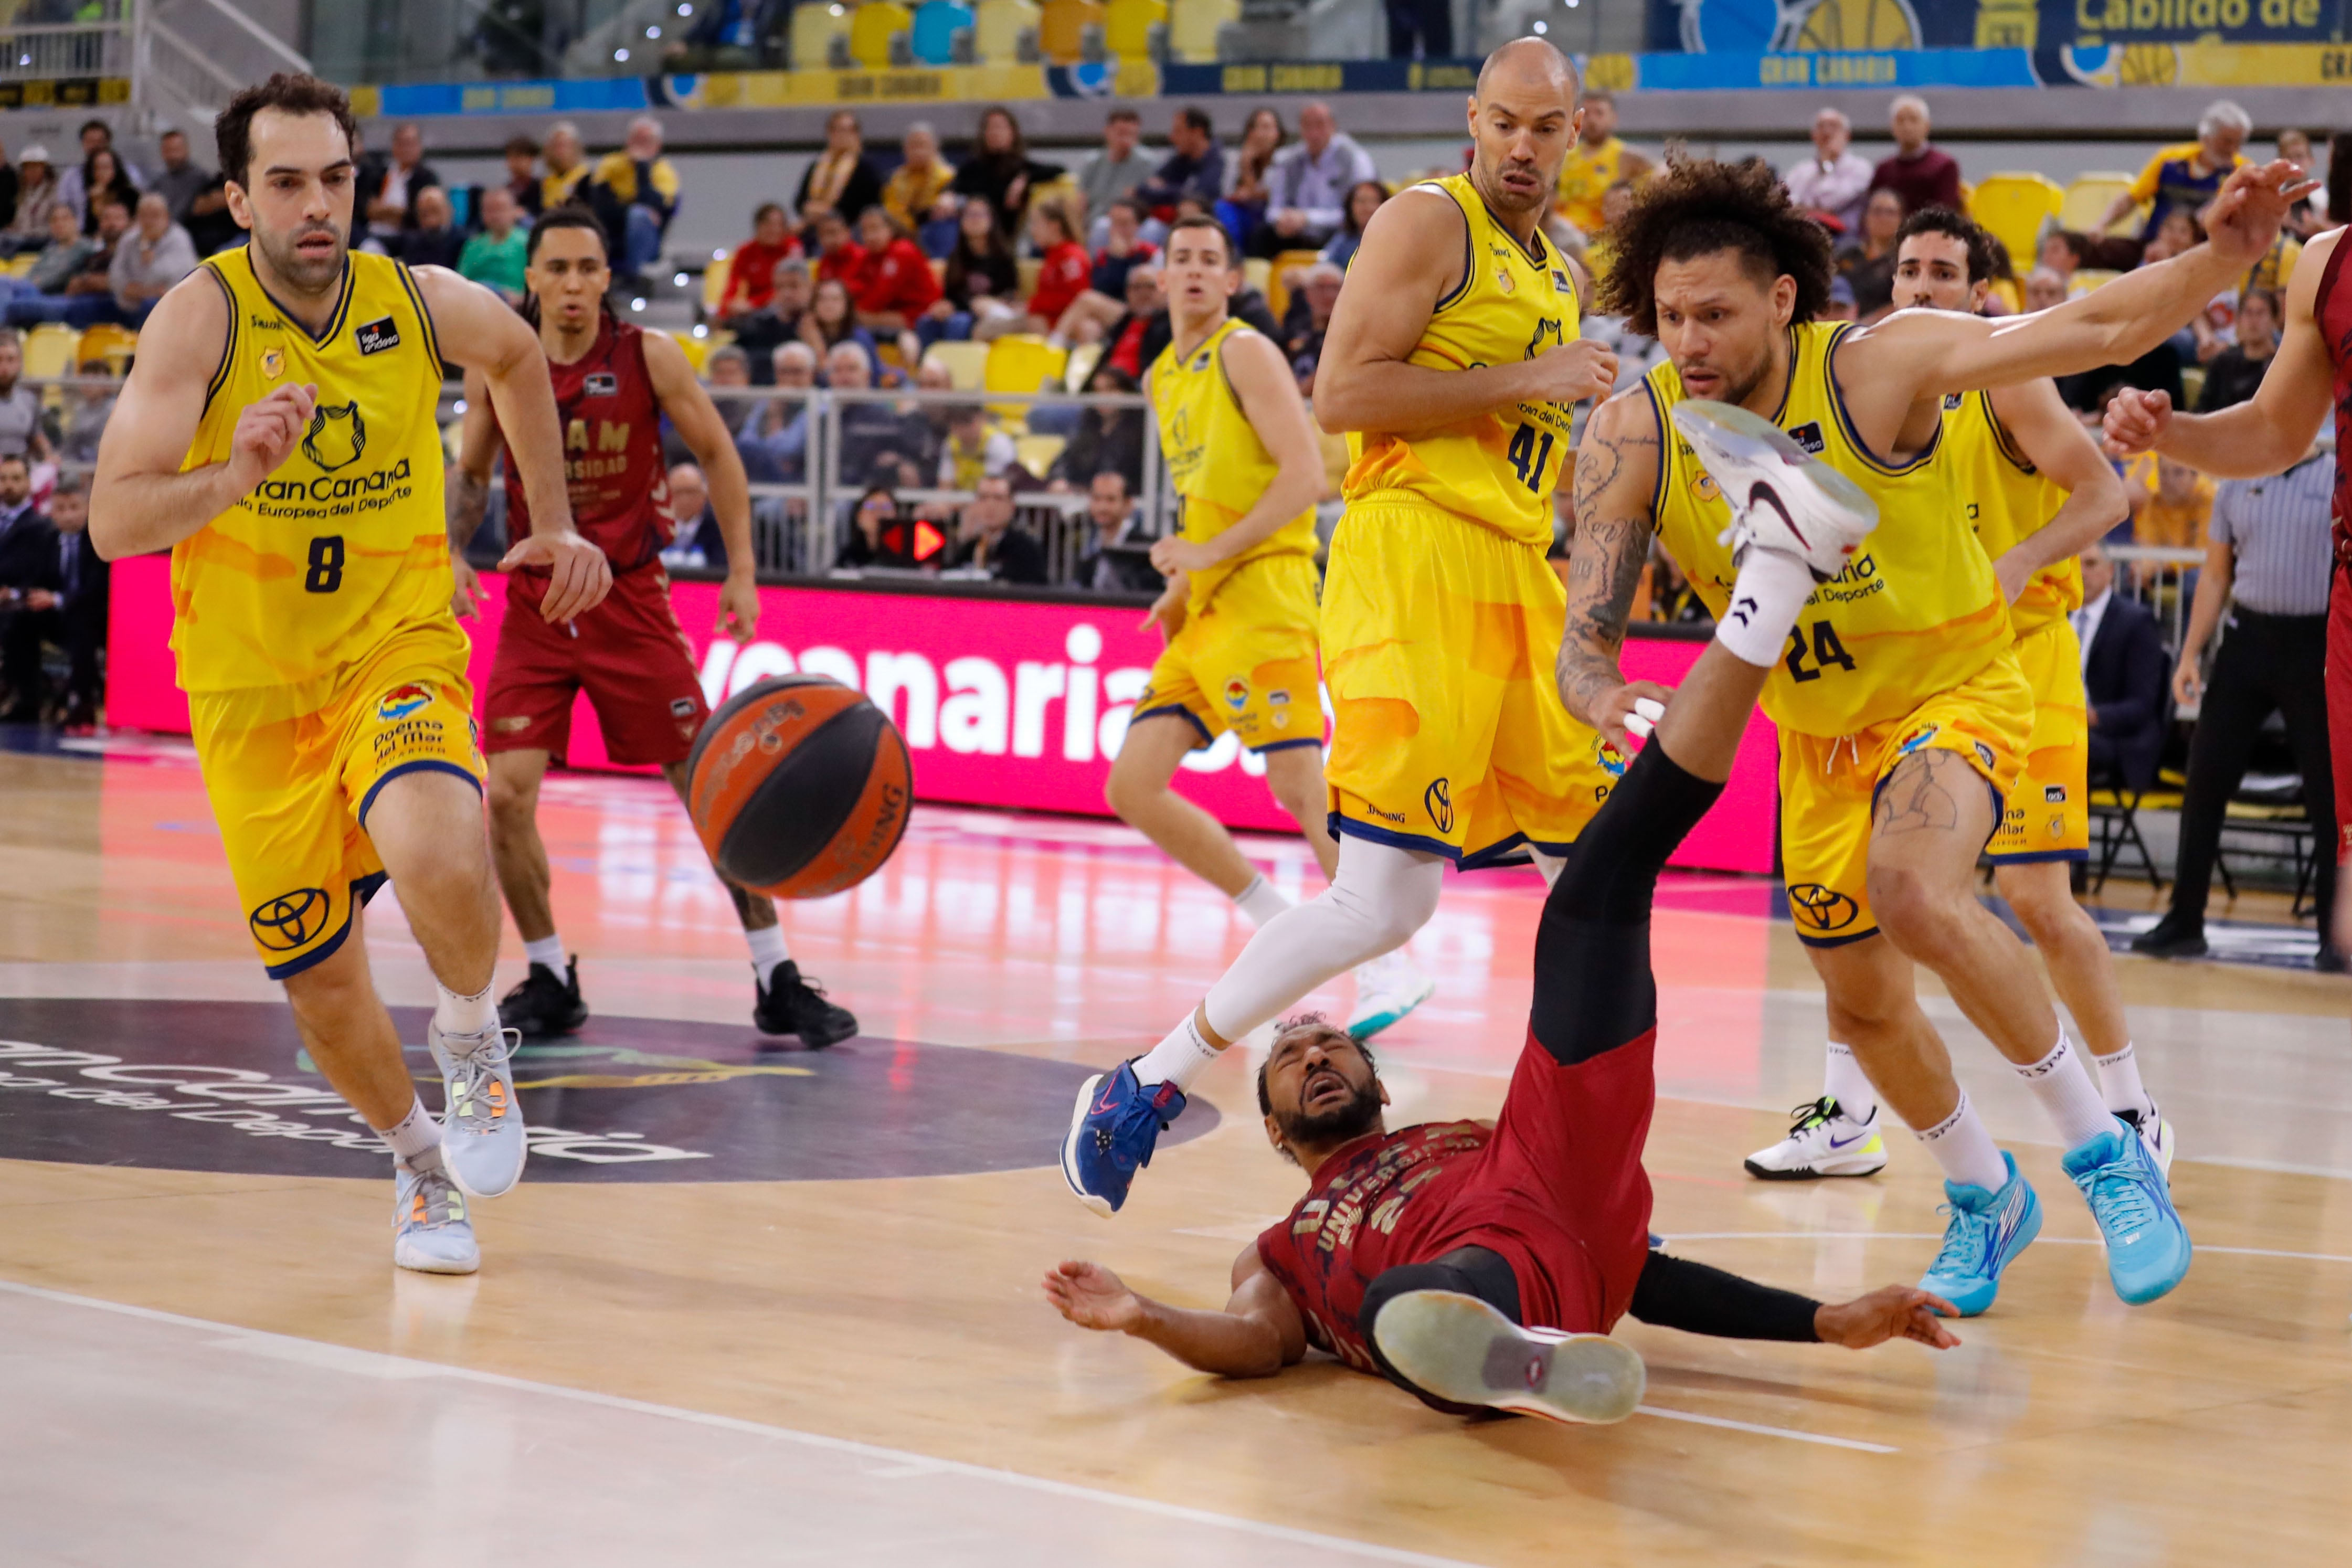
[684,675,913,899]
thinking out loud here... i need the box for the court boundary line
[1633,1405,1898,1453]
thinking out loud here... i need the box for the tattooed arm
[1558,390,1672,749]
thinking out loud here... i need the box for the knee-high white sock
[1823,1041,1879,1125]
[1232,873,1292,928]
[523,935,565,971]
[1713,547,1817,668]
[1200,837,1446,1042]
[744,924,790,983]
[1132,1010,1223,1092]
[434,980,496,1036]
[2091,1041,2154,1119]
[1913,1092,2009,1193]
[2015,1033,2118,1149]
[376,1095,444,1170]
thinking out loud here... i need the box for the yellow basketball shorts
[1778,649,2034,947]
[188,619,485,980]
[1321,497,1615,867]
[1984,619,2090,864]
[1133,553,1323,753]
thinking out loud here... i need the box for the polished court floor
[4,738,2351,1566]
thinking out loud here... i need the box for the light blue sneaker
[429,1021,526,1200]
[393,1157,479,1275]
[1348,950,1435,1041]
[1918,1150,2042,1317]
[2063,1117,2192,1306]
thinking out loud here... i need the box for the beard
[1276,1074,1384,1149]
[252,217,347,296]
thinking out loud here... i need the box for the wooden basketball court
[5,737,2350,1565]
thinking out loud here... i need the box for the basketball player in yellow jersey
[1564,156,2307,1311]
[1745,206,2172,1185]
[1552,88,1650,240]
[1104,214,1434,1039]
[1061,39,1620,1217]
[88,75,607,1275]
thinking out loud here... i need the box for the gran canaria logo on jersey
[303,401,365,470]
[249,397,417,520]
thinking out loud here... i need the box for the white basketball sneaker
[428,1021,527,1200]
[1670,399,1879,581]
[1349,949,1435,1041]
[1371,1290,1646,1425]
[2120,1100,2176,1183]
[1744,1096,1889,1180]
[393,1157,479,1275]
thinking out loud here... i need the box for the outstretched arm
[2103,226,2339,478]
[1557,389,1672,748]
[1312,188,1615,435]
[1630,1252,1961,1348]
[643,327,759,643]
[1044,1247,1307,1379]
[1984,378,2129,603]
[1149,329,1322,577]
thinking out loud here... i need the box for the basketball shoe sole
[1371,1290,1646,1425]
[1668,399,1879,580]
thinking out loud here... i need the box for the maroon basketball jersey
[2317,233,2352,564]
[501,313,673,576]
[1255,1122,1491,1372]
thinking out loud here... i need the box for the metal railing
[2105,544,2205,656]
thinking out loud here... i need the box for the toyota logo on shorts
[1786,883,1860,933]
[248,887,331,951]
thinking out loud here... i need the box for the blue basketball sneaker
[1061,1061,1187,1217]
[1917,1150,2042,1317]
[2063,1117,2192,1306]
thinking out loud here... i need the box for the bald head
[1466,38,1581,220]
[1475,37,1580,104]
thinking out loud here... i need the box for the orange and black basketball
[684,675,913,900]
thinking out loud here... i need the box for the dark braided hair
[1595,157,1835,338]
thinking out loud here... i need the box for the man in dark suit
[2075,543,2168,789]
[39,472,105,728]
[0,451,60,722]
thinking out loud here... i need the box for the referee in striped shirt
[2135,438,2341,967]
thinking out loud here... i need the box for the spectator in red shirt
[811,209,867,288]
[981,196,1090,341]
[718,202,802,326]
[851,205,942,366]
[1047,195,1159,346]
[1867,94,1963,215]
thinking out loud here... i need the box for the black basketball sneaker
[755,961,859,1047]
[499,957,589,1039]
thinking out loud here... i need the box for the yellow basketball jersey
[1941,388,2082,639]
[1342,174,1580,549]
[1644,321,2010,738]
[170,248,452,693]
[1554,136,1626,237]
[1150,315,1318,610]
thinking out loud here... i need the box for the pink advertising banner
[107,557,1777,873]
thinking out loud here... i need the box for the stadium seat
[984,333,1068,428]
[923,340,990,390]
[669,329,715,374]
[1103,0,1164,56]
[1241,257,1270,296]
[21,323,76,382]
[76,323,137,375]
[790,2,854,68]
[1037,0,1102,62]
[702,252,732,314]
[2061,173,2143,238]
[849,0,913,67]
[1166,0,1234,62]
[1968,173,2062,274]
[2071,267,2122,295]
[1987,278,2022,315]
[972,0,1038,61]
[2,254,34,278]
[908,0,972,62]
[1062,340,1103,392]
[1014,432,1066,478]
[1264,249,1322,326]
[1016,256,1041,300]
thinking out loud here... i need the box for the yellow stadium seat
[21,323,76,382]
[1062,340,1102,392]
[669,329,715,374]
[1014,432,1065,478]
[849,0,912,66]
[1241,257,1270,295]
[76,322,138,374]
[923,340,989,390]
[1103,0,1163,55]
[702,251,732,313]
[1264,248,1322,327]
[2061,173,2143,238]
[1166,0,1234,62]
[1037,0,1101,61]
[983,333,1068,428]
[3,253,34,277]
[2071,268,2122,295]
[1968,172,2062,274]
[790,1,854,68]
[1015,256,1041,301]
[1987,278,2022,315]
[972,0,1037,62]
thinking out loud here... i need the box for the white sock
[523,935,565,972]
[1233,873,1292,928]
[2091,1042,2154,1120]
[1202,836,1445,1042]
[744,924,790,983]
[1132,1011,1224,1093]
[1913,1092,2009,1193]
[2015,1032,2118,1149]
[1712,547,1816,667]
[376,1095,443,1169]
[433,980,497,1037]
[1823,1041,1879,1125]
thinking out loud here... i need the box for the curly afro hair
[1594,157,1835,339]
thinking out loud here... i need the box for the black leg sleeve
[1627,1251,1823,1343]
[1359,1245,1522,1416]
[1529,741,1725,1066]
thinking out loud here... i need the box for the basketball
[683,675,913,900]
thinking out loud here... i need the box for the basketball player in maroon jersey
[1048,467,1961,1421]
[449,206,858,1045]
[2105,219,2351,964]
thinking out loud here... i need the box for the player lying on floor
[1049,427,1959,1422]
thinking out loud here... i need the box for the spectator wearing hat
[5,146,57,254]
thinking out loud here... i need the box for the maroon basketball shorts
[484,566,712,768]
[2332,564,2352,868]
